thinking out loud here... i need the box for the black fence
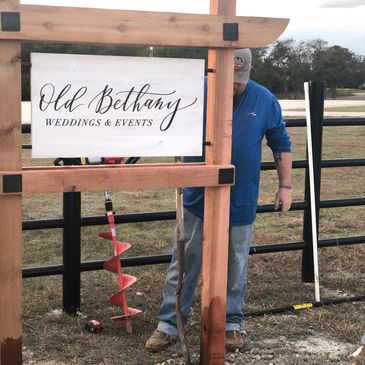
[22,81,365,315]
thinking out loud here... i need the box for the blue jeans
[157,209,253,340]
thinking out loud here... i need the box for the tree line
[251,39,365,99]
[21,38,365,100]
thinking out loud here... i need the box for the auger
[100,190,141,333]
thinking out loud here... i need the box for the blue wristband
[279,184,292,189]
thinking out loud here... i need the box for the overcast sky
[20,0,365,56]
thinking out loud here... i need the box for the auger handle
[104,191,113,213]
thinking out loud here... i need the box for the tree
[351,55,365,89]
[253,39,364,99]
[282,41,313,98]
[312,45,359,99]
[269,39,296,98]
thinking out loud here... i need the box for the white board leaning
[31,53,205,158]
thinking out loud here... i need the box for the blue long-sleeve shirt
[183,79,291,225]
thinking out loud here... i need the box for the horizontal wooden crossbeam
[0,163,235,195]
[0,5,289,48]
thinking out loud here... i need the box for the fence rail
[21,82,365,314]
[22,196,365,231]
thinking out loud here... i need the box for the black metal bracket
[3,174,22,193]
[223,23,239,41]
[218,168,235,185]
[1,12,20,32]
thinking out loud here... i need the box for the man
[146,48,292,352]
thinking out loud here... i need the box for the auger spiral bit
[99,191,141,334]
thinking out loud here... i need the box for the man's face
[233,82,246,97]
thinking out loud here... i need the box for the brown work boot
[145,330,175,352]
[225,330,245,351]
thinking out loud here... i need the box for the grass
[20,108,365,364]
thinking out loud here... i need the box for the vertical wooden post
[0,1,23,362]
[201,0,236,363]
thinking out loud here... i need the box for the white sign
[31,53,205,157]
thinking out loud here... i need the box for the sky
[20,0,365,56]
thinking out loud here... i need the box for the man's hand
[275,187,292,213]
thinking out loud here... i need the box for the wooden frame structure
[0,0,288,364]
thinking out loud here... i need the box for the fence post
[63,192,81,314]
[301,80,325,282]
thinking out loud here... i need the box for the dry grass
[21,110,365,364]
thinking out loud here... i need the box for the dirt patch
[22,269,365,365]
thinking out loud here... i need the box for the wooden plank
[0,4,289,48]
[0,34,23,365]
[0,164,234,195]
[200,0,235,363]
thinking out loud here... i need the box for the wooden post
[201,0,236,363]
[0,0,23,362]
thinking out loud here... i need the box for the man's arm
[273,152,292,213]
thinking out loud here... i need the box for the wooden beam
[0,24,23,365]
[0,163,234,195]
[200,0,235,363]
[0,5,289,48]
